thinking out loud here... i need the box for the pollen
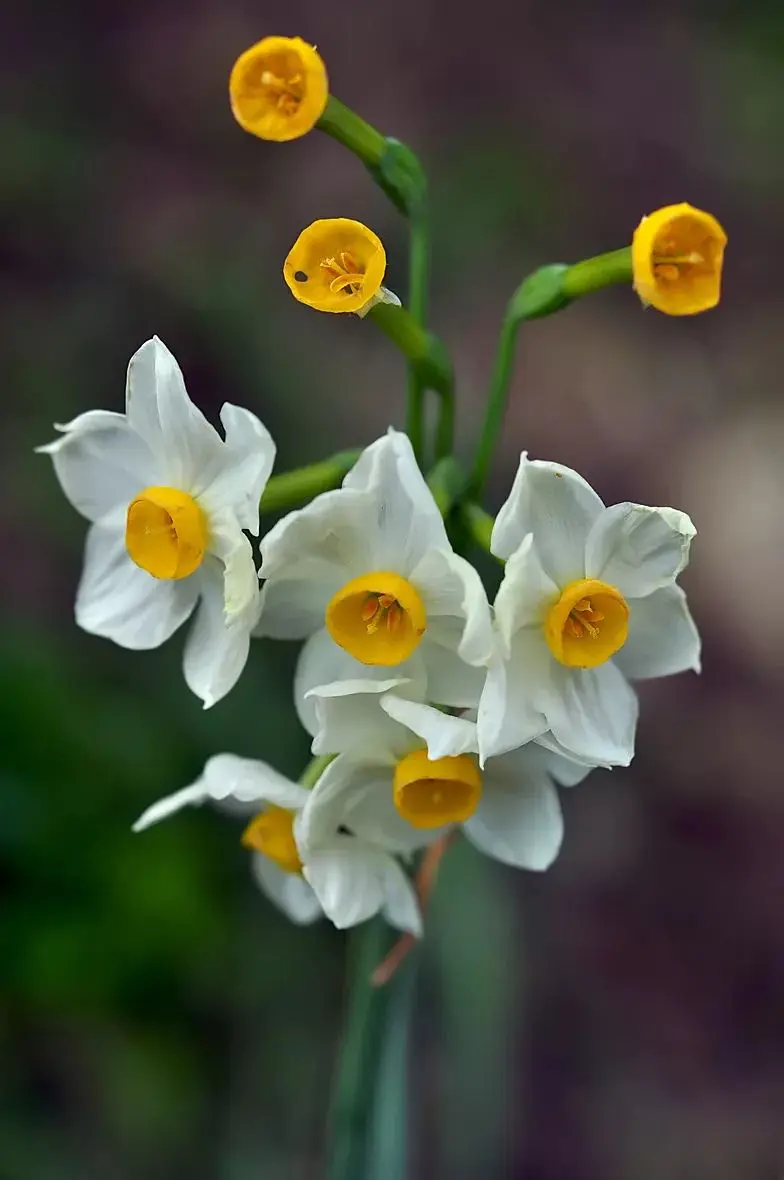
[545,578,629,669]
[632,203,727,316]
[242,807,303,875]
[326,570,427,665]
[125,485,207,580]
[393,748,482,830]
[283,219,387,314]
[229,36,328,143]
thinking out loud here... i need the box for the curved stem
[327,919,407,1180]
[469,313,519,498]
[406,194,430,465]
[259,450,361,515]
[368,303,454,460]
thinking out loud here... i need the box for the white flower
[298,681,589,870]
[133,754,422,934]
[478,453,701,767]
[38,337,276,707]
[256,430,493,708]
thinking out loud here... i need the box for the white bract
[133,754,422,934]
[298,680,588,870]
[478,453,701,767]
[257,430,493,708]
[38,337,276,707]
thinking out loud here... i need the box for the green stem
[405,190,430,466]
[469,311,520,498]
[368,302,454,460]
[365,958,416,1180]
[327,919,407,1180]
[460,502,496,556]
[469,246,634,497]
[259,450,361,514]
[299,754,334,789]
[561,246,632,299]
[317,97,386,167]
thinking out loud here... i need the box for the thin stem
[460,502,497,557]
[299,754,334,789]
[406,194,430,466]
[258,450,361,515]
[327,919,403,1180]
[365,959,416,1180]
[317,97,386,166]
[469,313,519,497]
[561,246,632,299]
[368,303,454,461]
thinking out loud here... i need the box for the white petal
[380,695,480,759]
[491,453,604,584]
[133,782,209,831]
[615,584,701,680]
[477,628,551,764]
[37,411,157,523]
[336,768,437,854]
[195,403,276,535]
[201,753,310,808]
[182,565,255,708]
[410,548,494,667]
[303,840,388,929]
[380,856,423,936]
[342,430,449,570]
[293,628,429,737]
[251,856,323,925]
[299,753,431,857]
[585,503,696,598]
[124,337,224,488]
[257,488,372,637]
[76,515,198,649]
[207,513,260,623]
[464,752,563,870]
[531,738,595,787]
[492,534,558,652]
[544,661,638,767]
[306,677,417,759]
[418,634,486,709]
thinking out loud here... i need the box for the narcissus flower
[298,681,588,870]
[229,36,328,142]
[38,337,275,707]
[133,754,422,934]
[632,202,727,315]
[257,431,493,707]
[478,454,701,767]
[284,219,400,316]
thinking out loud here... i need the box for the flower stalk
[470,248,634,496]
[327,918,414,1180]
[259,450,361,514]
[368,302,454,461]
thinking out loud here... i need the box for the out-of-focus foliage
[4,1,784,1177]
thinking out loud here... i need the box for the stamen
[386,603,402,634]
[361,597,380,623]
[320,251,366,297]
[566,597,604,640]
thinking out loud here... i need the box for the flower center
[325,571,426,665]
[125,485,207,580]
[393,748,482,830]
[260,68,303,116]
[653,241,706,283]
[241,807,302,875]
[319,250,366,297]
[544,577,629,668]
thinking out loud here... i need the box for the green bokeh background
[3,2,784,1177]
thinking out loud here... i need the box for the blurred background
[3,1,784,1176]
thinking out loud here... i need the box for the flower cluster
[39,35,722,951]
